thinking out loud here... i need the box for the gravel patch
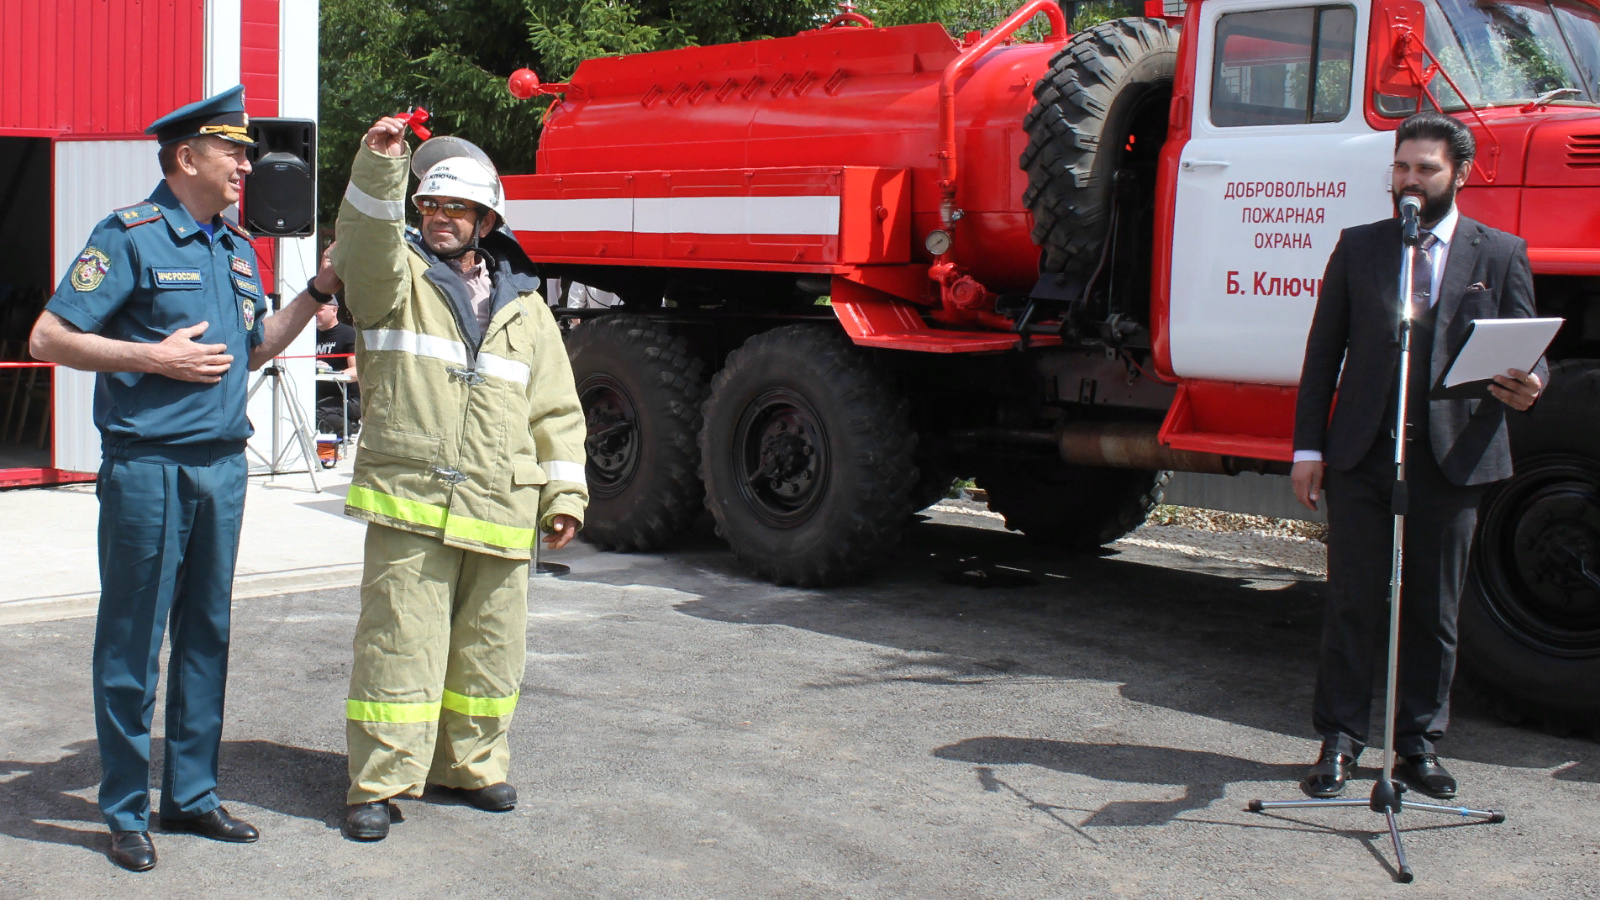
[1116,527,1327,577]
[931,497,1328,578]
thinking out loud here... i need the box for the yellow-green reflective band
[441,689,520,718]
[347,485,447,528]
[348,485,536,549]
[444,515,538,549]
[346,698,442,723]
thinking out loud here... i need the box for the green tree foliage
[317,1,1144,226]
[526,1,838,80]
[318,0,550,228]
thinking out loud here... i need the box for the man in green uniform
[29,86,339,872]
[333,116,588,841]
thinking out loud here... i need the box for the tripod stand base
[1248,779,1504,883]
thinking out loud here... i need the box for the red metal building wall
[0,0,206,137]
[241,0,282,118]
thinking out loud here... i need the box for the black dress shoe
[1302,748,1356,798]
[158,806,260,843]
[1400,753,1458,799]
[344,800,394,841]
[109,831,157,872]
[458,782,517,812]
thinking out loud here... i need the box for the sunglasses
[414,198,479,219]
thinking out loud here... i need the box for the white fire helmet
[411,136,505,219]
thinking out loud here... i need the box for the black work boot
[343,800,394,841]
[459,782,517,812]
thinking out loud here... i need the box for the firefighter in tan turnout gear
[333,116,588,841]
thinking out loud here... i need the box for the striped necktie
[1410,231,1439,316]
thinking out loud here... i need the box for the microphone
[1399,194,1422,245]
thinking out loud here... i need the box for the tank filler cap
[508,69,541,99]
[508,68,577,100]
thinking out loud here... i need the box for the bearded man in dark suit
[1290,112,1547,800]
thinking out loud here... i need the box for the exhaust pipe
[1058,422,1252,474]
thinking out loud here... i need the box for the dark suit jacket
[1293,215,1546,486]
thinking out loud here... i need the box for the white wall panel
[205,0,243,96]
[52,140,165,474]
[243,0,322,476]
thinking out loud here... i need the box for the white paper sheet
[1442,318,1563,388]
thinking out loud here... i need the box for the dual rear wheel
[567,321,919,585]
[567,319,1160,586]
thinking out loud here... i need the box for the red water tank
[532,21,1063,292]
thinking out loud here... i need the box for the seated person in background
[314,294,360,435]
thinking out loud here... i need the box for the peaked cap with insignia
[146,85,256,146]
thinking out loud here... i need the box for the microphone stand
[1248,203,1503,883]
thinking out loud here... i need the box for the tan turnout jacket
[332,144,587,559]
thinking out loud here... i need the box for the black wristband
[305,278,334,304]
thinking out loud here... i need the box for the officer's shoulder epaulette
[113,202,163,228]
[223,218,252,240]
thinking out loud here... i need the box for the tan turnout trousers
[346,524,529,804]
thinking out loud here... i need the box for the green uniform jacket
[333,144,587,559]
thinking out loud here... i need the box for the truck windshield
[1380,0,1600,112]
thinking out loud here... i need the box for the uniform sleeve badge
[70,247,112,292]
[242,297,257,331]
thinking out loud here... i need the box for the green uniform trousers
[346,524,529,804]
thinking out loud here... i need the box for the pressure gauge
[924,230,952,256]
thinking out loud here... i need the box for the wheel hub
[734,390,829,527]
[579,376,639,499]
[1512,485,1600,613]
[755,425,815,492]
[1475,456,1600,656]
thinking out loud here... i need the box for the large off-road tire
[1020,17,1178,278]
[700,325,918,586]
[1461,359,1600,736]
[980,464,1168,551]
[565,315,707,551]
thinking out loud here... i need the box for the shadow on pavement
[936,737,1304,827]
[583,517,1325,734]
[570,514,1600,778]
[219,739,349,827]
[0,739,348,854]
[933,735,1503,883]
[0,740,103,852]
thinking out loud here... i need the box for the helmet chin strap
[435,234,478,262]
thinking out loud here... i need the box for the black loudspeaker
[244,118,317,237]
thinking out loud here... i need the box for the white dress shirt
[1293,205,1459,465]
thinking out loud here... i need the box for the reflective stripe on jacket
[332,145,587,559]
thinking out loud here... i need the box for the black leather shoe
[343,801,394,841]
[109,831,157,872]
[158,806,259,843]
[459,782,517,812]
[1302,748,1356,798]
[1401,753,1458,799]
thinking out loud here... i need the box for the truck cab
[1159,0,1600,459]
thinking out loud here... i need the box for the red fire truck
[499,0,1600,728]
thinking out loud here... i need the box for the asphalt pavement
[1,481,1597,898]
